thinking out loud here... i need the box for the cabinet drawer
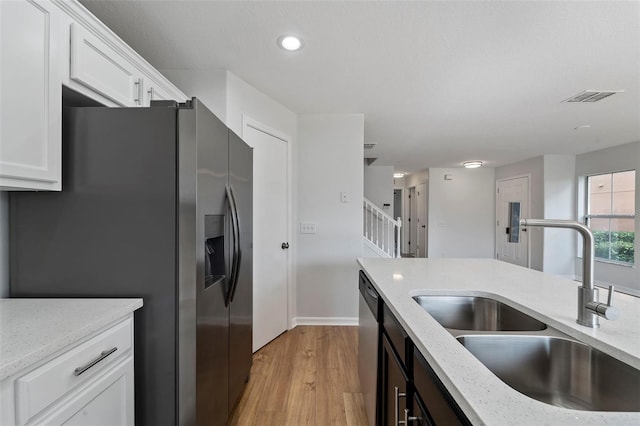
[15,317,132,425]
[383,304,408,365]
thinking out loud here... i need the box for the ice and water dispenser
[204,215,226,289]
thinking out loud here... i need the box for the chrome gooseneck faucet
[519,218,620,328]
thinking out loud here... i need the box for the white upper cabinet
[0,0,187,191]
[0,0,63,190]
[69,23,145,107]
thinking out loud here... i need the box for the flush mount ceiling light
[393,172,405,179]
[277,35,304,51]
[463,161,483,169]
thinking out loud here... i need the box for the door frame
[495,174,531,268]
[242,115,295,329]
[416,182,427,258]
[393,188,404,253]
[407,186,417,256]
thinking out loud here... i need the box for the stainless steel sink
[413,295,547,331]
[457,335,640,412]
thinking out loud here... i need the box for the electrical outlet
[300,222,317,234]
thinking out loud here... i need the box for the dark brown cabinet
[413,350,470,425]
[380,334,409,426]
[360,270,470,426]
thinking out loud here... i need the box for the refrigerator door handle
[228,185,242,303]
[225,185,240,306]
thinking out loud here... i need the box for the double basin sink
[413,295,640,412]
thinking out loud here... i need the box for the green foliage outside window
[593,231,635,264]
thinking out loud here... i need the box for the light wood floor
[228,326,369,426]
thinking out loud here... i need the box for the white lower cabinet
[1,316,135,426]
[35,357,133,426]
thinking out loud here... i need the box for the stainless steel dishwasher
[358,271,380,426]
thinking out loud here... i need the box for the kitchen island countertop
[0,298,143,380]
[357,257,640,426]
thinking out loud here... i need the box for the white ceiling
[80,0,640,173]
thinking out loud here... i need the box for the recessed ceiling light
[277,35,304,51]
[463,161,483,169]
[393,172,405,179]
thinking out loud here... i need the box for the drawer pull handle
[74,347,118,376]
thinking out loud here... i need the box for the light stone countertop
[0,298,143,381]
[357,257,640,426]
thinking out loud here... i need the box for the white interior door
[408,187,417,256]
[416,182,427,258]
[496,176,529,267]
[243,119,289,352]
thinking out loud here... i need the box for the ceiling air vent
[563,90,622,103]
[364,143,376,149]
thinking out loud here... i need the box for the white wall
[496,156,544,270]
[428,168,495,258]
[296,114,363,322]
[162,70,300,141]
[405,169,429,188]
[364,164,394,213]
[225,73,297,139]
[161,69,228,121]
[575,141,640,294]
[543,155,576,277]
[0,192,8,297]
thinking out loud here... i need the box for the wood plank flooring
[228,326,369,426]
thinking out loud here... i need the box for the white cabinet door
[69,23,144,107]
[0,0,62,190]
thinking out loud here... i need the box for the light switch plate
[340,192,350,203]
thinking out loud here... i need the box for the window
[586,170,635,264]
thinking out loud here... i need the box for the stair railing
[363,197,402,258]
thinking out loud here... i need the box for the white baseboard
[291,316,359,327]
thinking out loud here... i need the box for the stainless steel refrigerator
[9,98,253,426]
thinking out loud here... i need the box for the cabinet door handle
[147,86,155,101]
[395,386,401,426]
[403,408,420,425]
[74,347,118,376]
[134,78,143,105]
[395,387,409,425]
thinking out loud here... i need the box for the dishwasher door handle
[365,285,379,300]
